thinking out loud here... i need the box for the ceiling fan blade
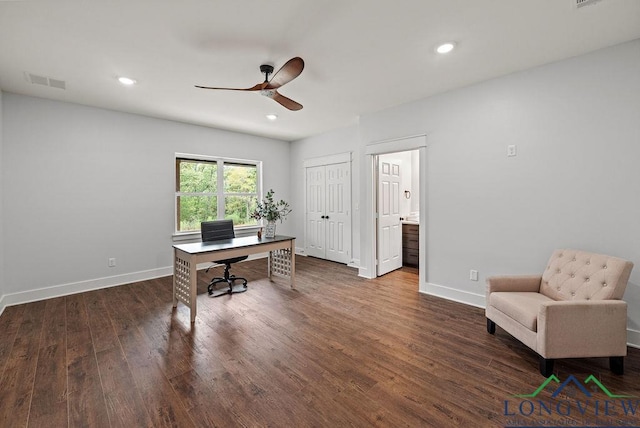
[265,57,304,89]
[195,82,264,91]
[271,90,303,111]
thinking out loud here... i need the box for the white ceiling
[1,1,639,142]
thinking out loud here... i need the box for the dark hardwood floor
[0,257,638,427]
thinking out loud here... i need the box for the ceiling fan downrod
[260,64,274,82]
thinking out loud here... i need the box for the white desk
[172,235,296,322]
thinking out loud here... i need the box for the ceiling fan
[195,57,305,111]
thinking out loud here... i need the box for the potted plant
[251,189,291,238]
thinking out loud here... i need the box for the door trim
[303,151,352,168]
[360,135,427,289]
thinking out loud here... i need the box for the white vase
[264,221,276,238]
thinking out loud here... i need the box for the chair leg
[208,264,248,297]
[539,357,554,377]
[228,274,248,293]
[486,318,496,334]
[610,356,624,375]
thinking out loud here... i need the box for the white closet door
[377,158,402,276]
[325,162,350,264]
[305,166,326,258]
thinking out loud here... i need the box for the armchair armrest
[486,275,542,294]
[537,300,628,359]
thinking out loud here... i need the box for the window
[175,155,260,232]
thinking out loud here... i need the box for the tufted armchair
[486,249,633,376]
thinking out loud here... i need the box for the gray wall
[1,94,291,301]
[291,39,640,345]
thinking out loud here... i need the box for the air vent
[23,72,66,90]
[576,0,602,8]
[48,78,66,90]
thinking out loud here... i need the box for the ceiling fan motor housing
[260,64,274,76]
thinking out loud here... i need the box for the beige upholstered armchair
[486,249,633,376]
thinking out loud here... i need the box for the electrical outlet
[108,258,116,267]
[507,145,517,157]
[470,270,478,281]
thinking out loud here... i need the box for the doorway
[361,135,427,289]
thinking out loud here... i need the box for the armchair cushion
[490,292,553,331]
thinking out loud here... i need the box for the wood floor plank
[110,284,196,427]
[83,289,120,354]
[0,257,638,427]
[66,293,110,428]
[95,346,155,428]
[0,300,46,427]
[0,304,26,384]
[28,297,68,428]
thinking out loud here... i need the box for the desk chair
[201,220,248,297]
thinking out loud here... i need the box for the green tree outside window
[176,157,259,232]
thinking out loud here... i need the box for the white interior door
[377,156,402,276]
[325,162,350,264]
[305,166,325,258]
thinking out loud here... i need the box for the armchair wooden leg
[610,357,624,375]
[540,357,554,377]
[486,318,496,334]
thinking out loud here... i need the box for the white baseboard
[421,282,486,308]
[0,295,6,317]
[628,329,640,349]
[0,266,173,314]
[358,266,374,279]
[347,259,360,269]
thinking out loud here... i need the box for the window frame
[174,153,262,236]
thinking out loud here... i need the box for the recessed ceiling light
[266,114,278,121]
[118,76,137,85]
[435,42,456,54]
